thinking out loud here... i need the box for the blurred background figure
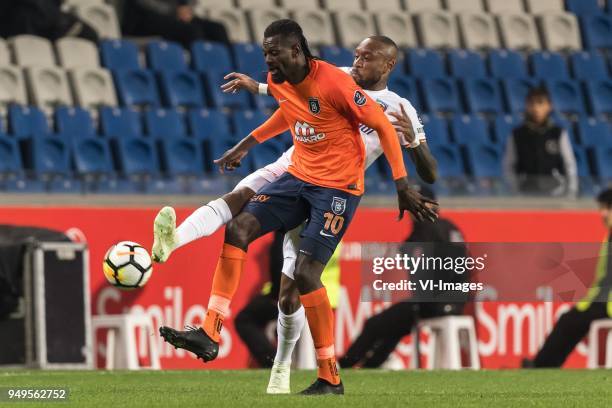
[503,86,578,197]
[0,0,98,41]
[121,0,230,47]
[523,188,612,368]
[339,185,469,368]
[235,231,342,367]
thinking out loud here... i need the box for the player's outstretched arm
[395,177,438,222]
[221,72,269,95]
[389,105,438,184]
[214,135,258,173]
[215,108,290,173]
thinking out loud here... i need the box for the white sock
[274,304,305,365]
[175,198,232,248]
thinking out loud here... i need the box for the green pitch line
[1,369,610,408]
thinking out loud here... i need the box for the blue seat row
[389,76,612,117]
[402,49,612,81]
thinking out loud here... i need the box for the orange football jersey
[252,59,406,195]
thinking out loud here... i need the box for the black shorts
[243,172,361,264]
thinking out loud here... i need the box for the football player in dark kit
[524,188,612,368]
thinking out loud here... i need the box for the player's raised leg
[159,172,309,362]
[158,211,262,360]
[151,190,249,263]
[151,151,292,263]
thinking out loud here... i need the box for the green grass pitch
[2,369,611,407]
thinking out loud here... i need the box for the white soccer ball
[103,241,153,290]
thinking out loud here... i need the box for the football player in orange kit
[159,19,437,395]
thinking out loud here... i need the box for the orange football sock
[300,287,340,385]
[203,243,247,341]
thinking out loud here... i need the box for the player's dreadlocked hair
[263,19,318,60]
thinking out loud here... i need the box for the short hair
[597,188,612,207]
[263,19,316,60]
[367,35,399,53]
[526,85,551,102]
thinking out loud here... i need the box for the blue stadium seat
[566,0,602,15]
[592,146,612,181]
[8,105,49,138]
[100,39,140,71]
[320,46,353,67]
[113,69,160,108]
[0,136,22,175]
[448,50,486,78]
[464,144,502,178]
[233,43,267,82]
[407,49,445,79]
[421,78,461,113]
[585,80,612,116]
[577,117,612,146]
[232,109,267,139]
[572,145,592,180]
[205,70,252,109]
[462,78,503,114]
[28,137,71,176]
[251,142,284,170]
[254,94,278,112]
[188,108,231,139]
[419,114,450,146]
[569,51,609,80]
[428,145,465,178]
[55,107,96,138]
[388,76,421,111]
[144,108,187,139]
[146,41,187,71]
[191,41,234,73]
[580,14,612,50]
[100,107,143,138]
[159,138,204,176]
[488,49,527,79]
[501,78,538,113]
[72,137,114,175]
[187,108,232,171]
[158,70,205,109]
[545,79,585,116]
[113,137,159,176]
[493,115,520,146]
[530,52,569,80]
[450,115,493,146]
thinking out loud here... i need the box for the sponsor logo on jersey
[250,194,270,203]
[359,123,375,135]
[294,121,326,143]
[354,90,367,106]
[331,196,347,215]
[308,97,321,114]
[376,99,388,112]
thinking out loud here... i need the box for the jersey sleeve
[400,99,426,144]
[251,108,290,143]
[325,72,407,180]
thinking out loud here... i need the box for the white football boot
[266,362,291,394]
[152,206,178,263]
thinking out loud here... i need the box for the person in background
[503,86,578,197]
[0,0,98,41]
[339,185,468,368]
[523,188,612,368]
[121,0,230,47]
